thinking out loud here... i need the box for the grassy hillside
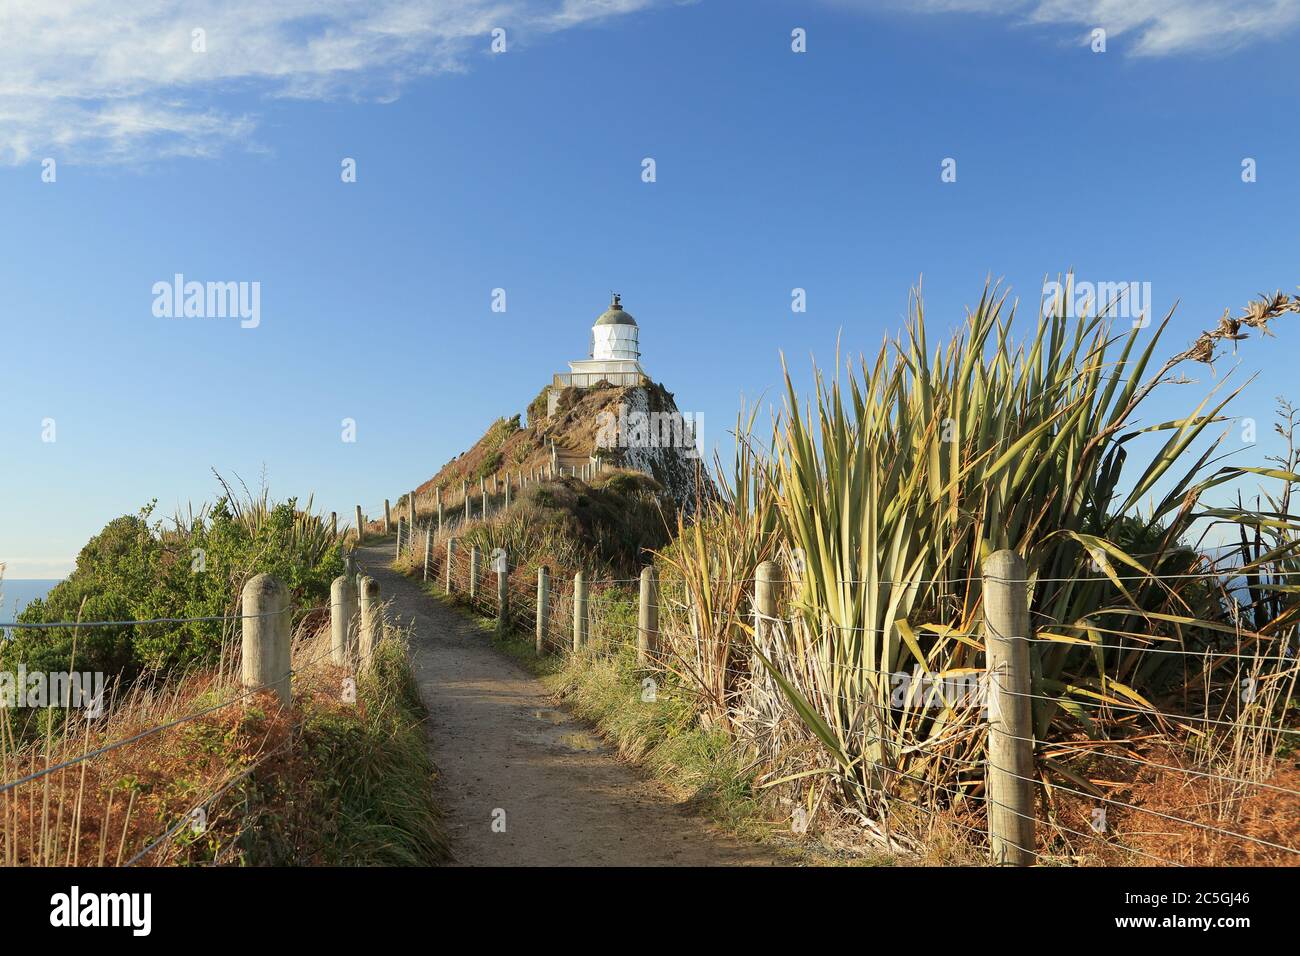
[398,470,673,584]
[404,378,712,514]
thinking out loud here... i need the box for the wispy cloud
[0,557,75,579]
[0,0,654,165]
[8,0,1289,166]
[845,0,1300,56]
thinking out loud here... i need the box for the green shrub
[8,491,343,683]
[476,450,503,479]
[526,386,550,427]
[454,475,671,579]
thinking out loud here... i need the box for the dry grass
[0,616,442,867]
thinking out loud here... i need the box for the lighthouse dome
[590,293,640,362]
[594,293,637,327]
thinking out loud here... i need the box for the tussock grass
[243,635,448,866]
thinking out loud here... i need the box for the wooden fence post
[358,576,382,665]
[445,538,456,592]
[330,574,356,666]
[423,528,433,582]
[331,511,338,538]
[394,517,404,560]
[469,545,481,602]
[464,481,471,522]
[436,487,444,534]
[383,499,391,534]
[984,549,1035,866]
[754,561,777,644]
[242,573,291,705]
[482,487,488,520]
[637,565,659,664]
[496,548,509,627]
[351,567,362,636]
[573,570,588,651]
[408,492,415,534]
[504,477,511,510]
[536,565,550,656]
[354,505,364,542]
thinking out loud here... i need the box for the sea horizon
[1,578,63,634]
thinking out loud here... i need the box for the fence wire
[426,543,1300,867]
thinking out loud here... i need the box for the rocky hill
[413,379,714,512]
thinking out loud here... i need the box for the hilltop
[412,379,713,511]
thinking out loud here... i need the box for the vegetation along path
[356,543,770,866]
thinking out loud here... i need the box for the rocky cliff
[414,379,714,514]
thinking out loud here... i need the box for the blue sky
[3,0,1299,578]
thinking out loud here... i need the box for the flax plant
[727,279,1298,814]
[655,407,780,727]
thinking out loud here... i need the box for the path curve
[356,543,770,866]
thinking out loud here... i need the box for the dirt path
[356,543,772,866]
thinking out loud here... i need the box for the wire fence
[0,581,384,868]
[402,524,1300,867]
[17,512,1290,868]
[353,463,607,543]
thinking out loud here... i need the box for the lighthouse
[587,293,641,365]
[546,294,648,417]
[573,293,644,378]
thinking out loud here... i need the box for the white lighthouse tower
[546,294,648,417]
[573,293,643,376]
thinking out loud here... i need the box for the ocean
[1,579,62,635]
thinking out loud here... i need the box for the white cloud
[8,0,1287,165]
[0,557,75,579]
[0,0,654,165]
[845,0,1300,56]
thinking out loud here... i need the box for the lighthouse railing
[552,372,648,389]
